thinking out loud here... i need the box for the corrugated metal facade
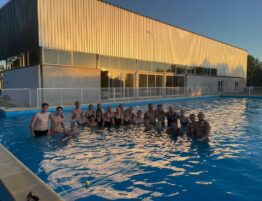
[0,0,39,60]
[39,0,245,78]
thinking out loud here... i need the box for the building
[0,0,248,105]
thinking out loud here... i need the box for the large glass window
[125,73,135,88]
[43,48,58,64]
[109,72,124,88]
[58,51,72,65]
[73,52,96,68]
[166,76,173,87]
[211,68,217,76]
[156,75,163,87]
[166,75,185,87]
[139,74,147,88]
[29,48,40,66]
[148,75,156,87]
[101,71,109,88]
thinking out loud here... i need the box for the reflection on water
[1,98,262,201]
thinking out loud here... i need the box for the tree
[247,55,262,86]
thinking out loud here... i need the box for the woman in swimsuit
[85,104,96,121]
[103,109,115,128]
[133,110,144,125]
[166,106,178,127]
[123,110,132,125]
[96,109,104,128]
[115,107,123,127]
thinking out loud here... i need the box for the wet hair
[90,114,95,119]
[157,104,162,107]
[75,101,80,105]
[42,103,49,107]
[56,106,63,111]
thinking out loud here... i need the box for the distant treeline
[247,55,262,86]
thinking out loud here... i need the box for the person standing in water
[50,106,65,134]
[144,103,156,126]
[30,103,52,137]
[194,112,211,140]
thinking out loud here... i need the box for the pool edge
[1,95,219,117]
[0,144,64,201]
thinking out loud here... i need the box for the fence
[1,86,260,108]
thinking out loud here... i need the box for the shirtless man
[194,112,211,140]
[50,106,65,134]
[144,103,156,126]
[155,104,166,127]
[30,103,52,137]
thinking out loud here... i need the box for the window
[156,75,163,87]
[148,75,156,87]
[73,52,96,68]
[58,51,72,65]
[139,74,147,88]
[125,73,135,88]
[235,81,239,92]
[101,71,109,88]
[43,48,58,64]
[218,81,223,92]
[109,72,124,88]
[29,48,40,66]
[176,65,187,74]
[166,76,185,87]
[211,68,217,76]
[166,76,173,87]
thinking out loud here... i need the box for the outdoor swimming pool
[0,97,261,201]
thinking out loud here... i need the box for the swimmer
[166,106,178,127]
[179,110,189,134]
[115,107,123,127]
[144,103,156,126]
[72,101,81,119]
[156,104,166,127]
[166,121,181,136]
[30,103,52,137]
[96,109,103,128]
[96,103,104,114]
[123,110,132,125]
[50,106,66,134]
[88,114,98,128]
[128,107,136,122]
[85,104,96,121]
[194,112,211,140]
[79,111,88,125]
[188,113,196,136]
[64,113,80,136]
[103,107,115,128]
[144,119,154,131]
[133,110,144,125]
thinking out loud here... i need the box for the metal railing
[1,86,259,108]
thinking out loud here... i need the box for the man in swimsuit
[50,106,66,134]
[156,104,166,127]
[144,103,156,126]
[30,103,52,137]
[194,112,211,140]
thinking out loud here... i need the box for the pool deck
[0,144,64,201]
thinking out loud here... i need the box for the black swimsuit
[115,117,122,127]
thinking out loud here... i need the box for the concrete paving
[0,144,64,201]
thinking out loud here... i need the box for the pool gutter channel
[0,144,64,201]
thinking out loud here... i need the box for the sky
[0,0,261,60]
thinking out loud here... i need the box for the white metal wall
[37,0,247,78]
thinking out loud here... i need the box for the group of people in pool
[30,101,211,140]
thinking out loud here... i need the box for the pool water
[0,98,261,201]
